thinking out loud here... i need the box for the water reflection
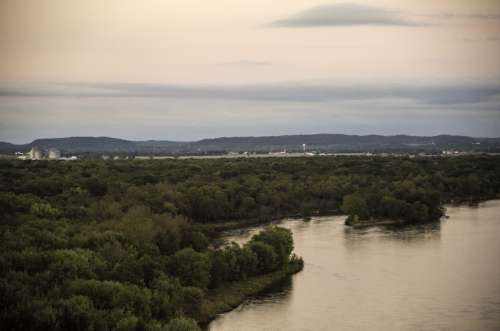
[343,221,442,247]
[211,201,500,331]
[243,277,293,306]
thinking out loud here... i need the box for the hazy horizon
[3,131,500,146]
[1,0,500,142]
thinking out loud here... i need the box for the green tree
[30,202,60,219]
[341,194,369,220]
[169,248,211,289]
[248,241,278,274]
[180,286,205,319]
[57,295,95,331]
[164,317,201,331]
[250,226,293,267]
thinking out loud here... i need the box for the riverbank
[209,210,341,232]
[345,196,500,228]
[346,218,410,228]
[211,196,500,234]
[207,200,500,331]
[199,259,304,325]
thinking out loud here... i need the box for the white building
[48,148,61,159]
[29,147,43,160]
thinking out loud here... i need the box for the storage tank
[48,148,61,159]
[29,147,43,160]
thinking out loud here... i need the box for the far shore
[209,198,500,234]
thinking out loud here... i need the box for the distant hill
[1,134,500,154]
[30,137,137,152]
[0,142,24,153]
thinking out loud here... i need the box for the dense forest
[1,156,500,330]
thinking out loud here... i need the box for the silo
[29,147,43,160]
[48,148,61,159]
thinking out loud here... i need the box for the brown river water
[208,200,500,331]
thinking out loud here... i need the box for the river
[208,200,500,331]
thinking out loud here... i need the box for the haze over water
[209,200,500,331]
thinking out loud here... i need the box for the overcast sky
[1,0,499,143]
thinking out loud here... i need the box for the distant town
[1,134,499,161]
[8,144,497,161]
[15,147,78,161]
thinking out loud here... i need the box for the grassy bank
[198,259,304,325]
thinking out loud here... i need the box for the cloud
[2,81,500,143]
[460,13,500,20]
[268,3,500,28]
[1,81,499,106]
[269,3,427,28]
[2,88,500,144]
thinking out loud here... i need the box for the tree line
[2,156,498,224]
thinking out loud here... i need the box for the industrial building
[48,148,61,159]
[29,147,43,160]
[24,147,62,160]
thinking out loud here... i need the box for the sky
[1,0,500,143]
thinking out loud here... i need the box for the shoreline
[348,197,500,228]
[199,260,304,327]
[209,210,341,232]
[208,197,500,233]
[201,198,499,328]
[348,218,411,228]
[198,198,500,331]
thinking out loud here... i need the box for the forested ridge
[2,134,500,154]
[1,156,499,330]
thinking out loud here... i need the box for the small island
[342,191,444,227]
